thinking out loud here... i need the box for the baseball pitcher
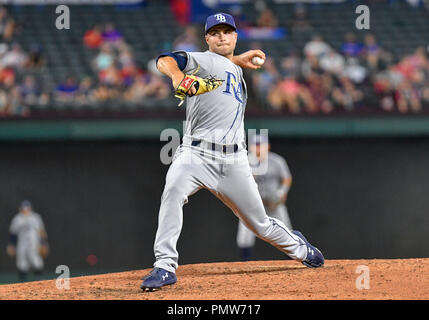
[237,134,293,261]
[141,13,324,291]
[7,200,49,281]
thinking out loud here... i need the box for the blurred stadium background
[1,0,429,284]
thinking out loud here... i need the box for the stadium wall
[2,117,429,140]
[0,138,428,275]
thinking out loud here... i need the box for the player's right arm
[156,53,197,96]
[6,233,17,257]
[156,52,222,105]
[156,56,186,90]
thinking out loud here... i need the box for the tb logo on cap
[215,14,226,22]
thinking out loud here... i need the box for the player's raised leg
[217,160,324,267]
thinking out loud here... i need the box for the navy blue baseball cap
[205,13,237,34]
[20,200,32,209]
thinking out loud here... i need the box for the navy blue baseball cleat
[293,230,325,268]
[140,267,177,292]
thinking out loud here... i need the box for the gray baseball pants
[153,141,307,273]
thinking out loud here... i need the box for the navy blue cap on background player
[20,200,32,210]
[205,13,237,34]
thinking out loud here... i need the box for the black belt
[191,139,239,153]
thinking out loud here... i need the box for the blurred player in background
[6,200,49,281]
[237,134,293,261]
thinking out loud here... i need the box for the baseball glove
[263,190,287,211]
[174,74,223,106]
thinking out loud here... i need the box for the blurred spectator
[305,72,334,113]
[0,43,28,69]
[170,0,191,26]
[93,84,117,103]
[98,65,122,88]
[123,59,170,103]
[19,75,40,105]
[406,0,422,7]
[118,47,135,69]
[230,5,251,29]
[361,34,392,73]
[102,23,124,47]
[402,47,428,72]
[84,24,104,50]
[0,88,7,115]
[256,8,278,28]
[396,80,422,113]
[173,26,201,52]
[362,34,381,58]
[304,35,331,59]
[93,44,114,71]
[6,87,28,116]
[301,53,324,77]
[268,75,316,113]
[143,72,171,100]
[288,3,313,34]
[251,57,281,103]
[343,57,367,84]
[0,42,8,57]
[374,72,396,112]
[319,50,345,75]
[123,75,147,102]
[279,52,301,78]
[75,77,96,106]
[26,44,44,69]
[0,7,16,41]
[411,69,429,107]
[0,64,15,85]
[55,76,79,103]
[334,76,364,111]
[3,17,16,41]
[340,33,363,57]
[0,7,7,35]
[120,62,141,88]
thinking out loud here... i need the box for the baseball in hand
[252,56,265,66]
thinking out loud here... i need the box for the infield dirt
[1,259,428,300]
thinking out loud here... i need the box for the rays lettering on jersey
[223,71,243,103]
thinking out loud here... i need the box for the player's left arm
[231,50,266,70]
[277,157,292,203]
[38,216,49,258]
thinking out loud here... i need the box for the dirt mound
[1,259,428,300]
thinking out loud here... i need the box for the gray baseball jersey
[9,211,45,272]
[176,50,247,146]
[152,50,308,273]
[249,151,292,201]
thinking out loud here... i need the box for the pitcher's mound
[1,259,428,300]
